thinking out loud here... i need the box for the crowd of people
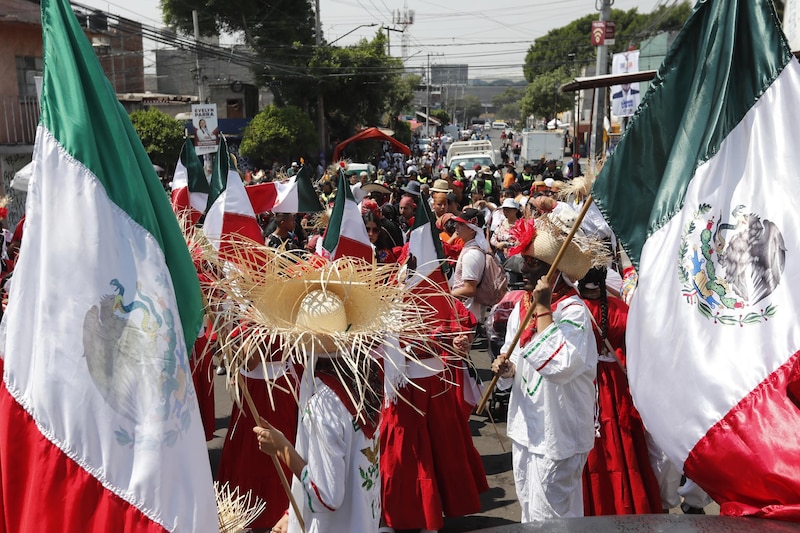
[0,140,712,532]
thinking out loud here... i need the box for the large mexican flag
[593,0,800,519]
[0,0,217,530]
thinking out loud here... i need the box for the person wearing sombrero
[194,245,441,533]
[491,211,605,521]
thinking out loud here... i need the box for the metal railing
[1,96,40,145]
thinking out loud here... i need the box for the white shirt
[499,295,597,460]
[288,374,381,532]
[453,240,485,319]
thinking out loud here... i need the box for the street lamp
[327,23,378,46]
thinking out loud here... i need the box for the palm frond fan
[215,482,266,533]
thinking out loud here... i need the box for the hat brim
[361,183,391,195]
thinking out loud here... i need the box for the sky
[74,0,663,79]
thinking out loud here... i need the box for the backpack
[467,246,508,307]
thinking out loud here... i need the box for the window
[16,56,43,101]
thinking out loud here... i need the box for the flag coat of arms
[171,137,210,225]
[321,169,373,262]
[593,0,800,519]
[0,0,218,530]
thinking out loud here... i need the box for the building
[1,0,148,224]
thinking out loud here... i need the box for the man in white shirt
[491,213,598,521]
[450,208,488,321]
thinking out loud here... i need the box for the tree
[129,108,185,172]
[522,2,693,81]
[519,67,574,122]
[314,33,409,144]
[239,105,317,167]
[492,87,524,122]
[456,94,482,124]
[430,109,451,125]
[161,0,317,106]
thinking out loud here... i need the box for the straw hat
[200,241,455,410]
[511,211,608,281]
[430,179,452,193]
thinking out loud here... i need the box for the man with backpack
[451,208,507,322]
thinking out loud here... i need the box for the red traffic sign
[605,21,616,45]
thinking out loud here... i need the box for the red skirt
[381,372,488,530]
[217,371,299,529]
[189,332,216,442]
[583,360,662,515]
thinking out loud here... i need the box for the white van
[491,121,508,130]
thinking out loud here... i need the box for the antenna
[393,2,415,61]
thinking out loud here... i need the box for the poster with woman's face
[192,104,218,155]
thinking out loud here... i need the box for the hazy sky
[74,0,663,79]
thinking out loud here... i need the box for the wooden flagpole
[476,195,595,415]
[238,375,306,533]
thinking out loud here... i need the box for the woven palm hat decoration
[510,210,610,281]
[200,239,450,411]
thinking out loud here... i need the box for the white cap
[291,161,298,167]
[501,198,520,210]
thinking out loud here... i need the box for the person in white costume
[255,290,381,533]
[492,212,603,522]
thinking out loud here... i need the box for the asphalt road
[206,336,719,532]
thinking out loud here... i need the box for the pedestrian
[577,266,663,516]
[491,211,606,521]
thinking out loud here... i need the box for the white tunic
[288,375,381,533]
[499,295,598,460]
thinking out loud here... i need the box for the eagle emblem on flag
[678,203,785,326]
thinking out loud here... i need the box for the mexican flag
[202,135,264,250]
[592,0,800,519]
[0,0,218,530]
[171,137,210,226]
[246,164,322,214]
[405,197,449,290]
[321,169,373,262]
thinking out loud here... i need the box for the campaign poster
[610,50,640,118]
[192,103,218,155]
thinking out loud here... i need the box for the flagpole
[239,375,307,533]
[476,195,595,415]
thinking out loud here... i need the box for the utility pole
[315,0,326,166]
[426,53,431,137]
[192,10,204,102]
[590,0,612,166]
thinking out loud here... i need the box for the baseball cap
[452,207,485,228]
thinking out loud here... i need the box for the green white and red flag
[0,0,217,530]
[170,136,209,225]
[592,0,800,519]
[202,135,264,250]
[246,164,322,214]
[321,168,373,262]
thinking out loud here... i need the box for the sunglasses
[365,226,381,234]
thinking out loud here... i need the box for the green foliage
[492,87,524,122]
[457,95,482,123]
[430,109,451,125]
[239,105,317,166]
[519,67,574,121]
[129,107,185,171]
[522,2,693,81]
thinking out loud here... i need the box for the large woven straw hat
[524,210,597,281]
[199,240,458,409]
